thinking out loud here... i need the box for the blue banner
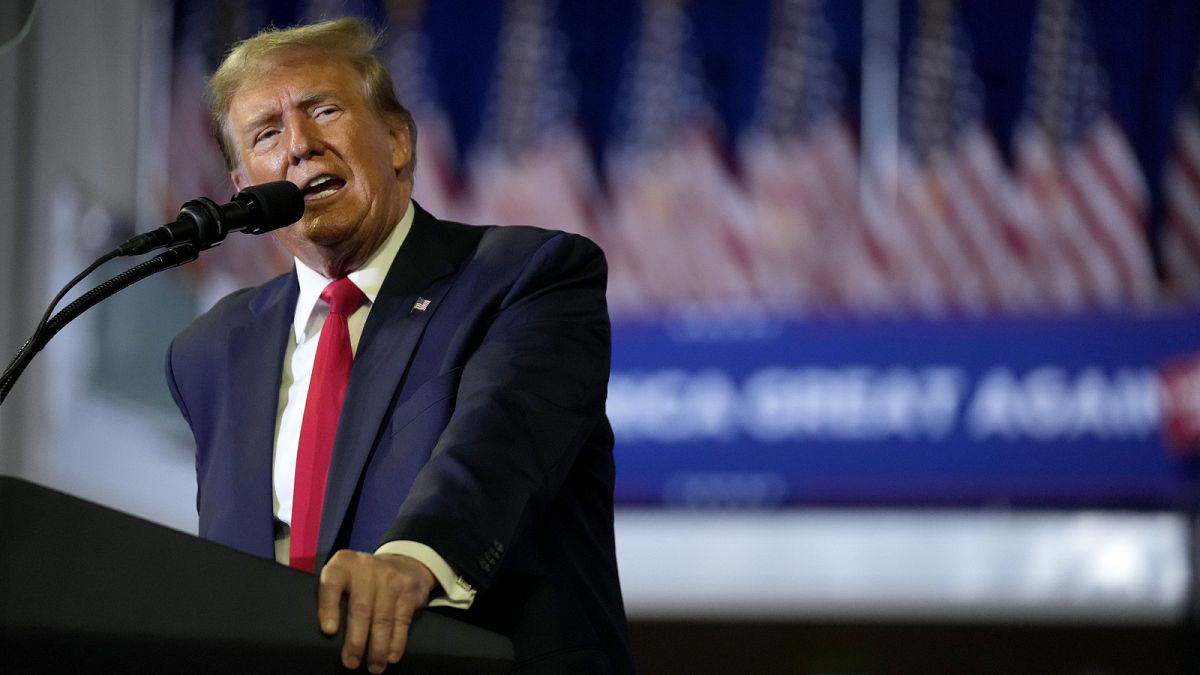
[609,312,1200,508]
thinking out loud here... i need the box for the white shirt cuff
[375,540,477,609]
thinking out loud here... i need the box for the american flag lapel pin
[412,297,432,313]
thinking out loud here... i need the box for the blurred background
[1,0,1199,672]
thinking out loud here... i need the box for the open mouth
[301,174,346,201]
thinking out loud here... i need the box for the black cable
[0,245,199,404]
[43,245,199,348]
[0,248,120,387]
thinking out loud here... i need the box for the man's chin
[299,215,356,246]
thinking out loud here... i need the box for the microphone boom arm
[0,245,200,404]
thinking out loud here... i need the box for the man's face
[225,54,412,276]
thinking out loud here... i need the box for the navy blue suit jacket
[166,204,635,673]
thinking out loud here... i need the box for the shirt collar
[292,199,415,343]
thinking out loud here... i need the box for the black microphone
[118,181,304,256]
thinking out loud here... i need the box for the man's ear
[389,121,414,177]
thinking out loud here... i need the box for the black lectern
[0,476,513,673]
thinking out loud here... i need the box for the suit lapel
[223,273,298,558]
[318,207,460,560]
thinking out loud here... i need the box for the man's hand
[318,551,437,673]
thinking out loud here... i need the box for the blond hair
[207,17,416,174]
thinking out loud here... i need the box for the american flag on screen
[876,0,1040,315]
[1162,58,1200,300]
[907,0,1039,314]
[462,0,643,311]
[605,0,754,312]
[1012,0,1157,311]
[381,0,465,221]
[466,0,597,239]
[738,0,892,315]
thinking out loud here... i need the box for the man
[165,18,634,674]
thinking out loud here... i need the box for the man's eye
[254,129,279,145]
[315,106,339,118]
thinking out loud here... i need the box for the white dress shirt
[272,200,474,609]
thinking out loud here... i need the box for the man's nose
[286,119,324,165]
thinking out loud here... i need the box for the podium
[0,476,513,673]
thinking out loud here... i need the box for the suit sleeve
[381,231,612,589]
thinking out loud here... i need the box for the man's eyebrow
[241,108,280,135]
[295,89,340,109]
[238,89,342,134]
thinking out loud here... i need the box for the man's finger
[316,563,348,635]
[341,576,376,671]
[366,586,398,673]
[387,595,413,665]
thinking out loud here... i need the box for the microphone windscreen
[236,181,304,234]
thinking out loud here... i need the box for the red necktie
[290,278,366,572]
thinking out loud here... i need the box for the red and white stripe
[809,118,896,315]
[739,132,826,310]
[860,151,957,315]
[1065,117,1156,306]
[897,147,997,313]
[469,129,598,239]
[1164,99,1200,298]
[934,124,1040,312]
[1014,124,1129,309]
